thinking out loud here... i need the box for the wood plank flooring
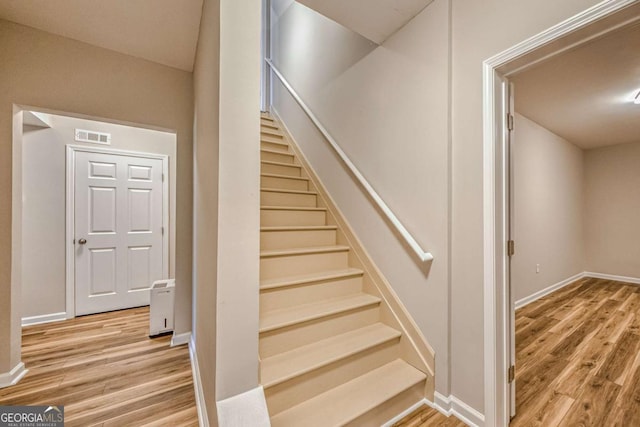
[0,307,198,427]
[395,277,640,427]
[513,277,640,426]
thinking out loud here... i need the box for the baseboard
[189,336,209,427]
[171,331,191,347]
[434,392,485,427]
[0,362,28,388]
[381,399,434,426]
[584,271,640,285]
[216,386,270,427]
[21,312,67,327]
[514,272,586,310]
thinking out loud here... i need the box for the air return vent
[75,129,111,145]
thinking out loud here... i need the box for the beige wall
[21,113,177,319]
[511,113,585,302]
[271,0,452,395]
[271,0,603,413]
[0,19,193,375]
[585,141,640,278]
[192,0,220,421]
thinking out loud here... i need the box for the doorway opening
[13,106,177,326]
[483,1,640,425]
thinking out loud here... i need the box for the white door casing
[68,146,168,316]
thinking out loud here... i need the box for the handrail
[265,58,434,263]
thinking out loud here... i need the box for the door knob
[78,238,87,245]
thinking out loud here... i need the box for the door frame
[66,145,169,318]
[482,0,640,425]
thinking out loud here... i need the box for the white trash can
[150,279,175,337]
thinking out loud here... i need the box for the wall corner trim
[0,362,28,389]
[514,272,586,309]
[21,312,67,327]
[434,392,485,427]
[171,331,192,347]
[189,336,210,427]
[216,385,271,427]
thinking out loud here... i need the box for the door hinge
[161,226,164,236]
[507,240,515,256]
[508,365,515,383]
[507,113,514,131]
[162,173,165,182]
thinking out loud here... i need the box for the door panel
[75,150,164,316]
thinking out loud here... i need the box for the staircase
[259,112,433,426]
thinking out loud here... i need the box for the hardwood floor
[0,307,198,427]
[512,277,640,426]
[392,405,466,426]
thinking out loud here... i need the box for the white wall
[0,19,193,377]
[511,113,585,302]
[21,113,176,319]
[271,0,604,414]
[271,0,451,395]
[585,141,640,279]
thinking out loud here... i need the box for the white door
[74,150,165,315]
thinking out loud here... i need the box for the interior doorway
[15,107,177,325]
[483,1,640,425]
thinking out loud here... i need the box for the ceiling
[512,22,640,150]
[0,0,203,71]
[296,0,434,44]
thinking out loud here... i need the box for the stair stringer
[272,110,435,400]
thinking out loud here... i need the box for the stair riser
[259,305,380,358]
[261,162,301,177]
[265,340,401,416]
[261,191,316,208]
[261,141,290,152]
[260,276,363,311]
[260,210,326,227]
[261,121,278,129]
[261,131,284,139]
[260,251,348,280]
[261,151,295,164]
[261,176,308,191]
[344,381,426,427]
[260,229,337,250]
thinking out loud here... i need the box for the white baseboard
[217,386,271,427]
[514,272,586,310]
[0,362,28,388]
[434,392,485,427]
[189,336,209,427]
[584,271,640,285]
[171,331,191,347]
[381,399,435,426]
[21,312,67,327]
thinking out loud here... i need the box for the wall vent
[75,129,111,145]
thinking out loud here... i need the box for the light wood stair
[259,113,432,425]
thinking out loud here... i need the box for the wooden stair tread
[269,359,426,427]
[262,135,288,145]
[261,206,326,212]
[260,268,363,290]
[261,129,284,137]
[261,173,308,181]
[261,245,349,258]
[261,148,292,156]
[261,323,401,388]
[261,188,316,195]
[261,225,337,232]
[260,293,380,333]
[261,160,300,168]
